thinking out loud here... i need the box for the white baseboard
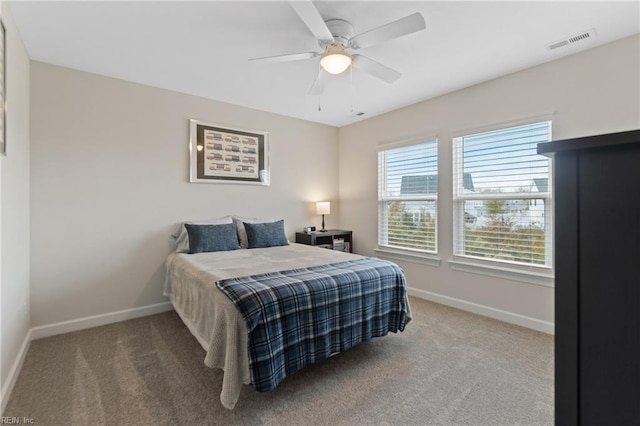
[407,287,555,335]
[30,302,174,340]
[2,302,174,414]
[1,329,32,415]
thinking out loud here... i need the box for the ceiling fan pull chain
[350,66,354,113]
[318,63,323,111]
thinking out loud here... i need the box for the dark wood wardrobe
[538,129,639,425]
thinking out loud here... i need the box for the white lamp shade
[316,201,331,215]
[320,52,352,75]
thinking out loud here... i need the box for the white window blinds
[378,141,438,253]
[453,121,552,267]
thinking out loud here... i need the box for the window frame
[452,120,554,273]
[377,138,439,256]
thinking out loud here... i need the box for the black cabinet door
[553,152,580,425]
[578,146,640,425]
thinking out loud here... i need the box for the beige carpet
[5,297,553,425]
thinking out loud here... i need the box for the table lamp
[316,202,330,232]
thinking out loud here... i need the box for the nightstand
[295,230,352,253]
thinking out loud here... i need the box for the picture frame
[0,19,6,156]
[189,119,269,185]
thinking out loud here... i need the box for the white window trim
[377,133,439,152]
[451,112,556,139]
[448,258,554,287]
[375,247,441,267]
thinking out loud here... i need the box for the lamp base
[318,229,328,232]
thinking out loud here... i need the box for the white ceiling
[7,1,640,127]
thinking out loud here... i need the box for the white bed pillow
[232,216,258,249]
[172,216,233,252]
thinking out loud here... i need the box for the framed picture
[0,19,6,156]
[189,119,269,185]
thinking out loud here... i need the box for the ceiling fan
[249,1,426,95]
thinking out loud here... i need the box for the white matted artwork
[189,119,270,185]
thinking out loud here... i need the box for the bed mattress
[163,243,411,409]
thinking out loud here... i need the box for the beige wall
[0,3,31,408]
[29,62,339,326]
[338,35,640,328]
[18,25,640,339]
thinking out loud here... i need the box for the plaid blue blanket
[216,257,410,392]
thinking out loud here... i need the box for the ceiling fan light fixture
[320,50,352,75]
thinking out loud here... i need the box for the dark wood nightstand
[295,230,352,253]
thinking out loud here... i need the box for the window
[378,140,438,253]
[453,122,552,268]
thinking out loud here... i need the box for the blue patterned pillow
[244,220,289,249]
[184,223,240,254]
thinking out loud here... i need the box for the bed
[164,242,411,409]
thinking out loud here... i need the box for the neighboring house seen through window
[378,140,438,254]
[453,121,553,268]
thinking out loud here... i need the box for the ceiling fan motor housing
[321,19,355,49]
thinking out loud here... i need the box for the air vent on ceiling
[546,28,597,51]
[356,112,365,116]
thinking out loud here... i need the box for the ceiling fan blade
[349,12,426,49]
[352,55,401,84]
[249,52,319,64]
[289,1,334,42]
[309,69,328,96]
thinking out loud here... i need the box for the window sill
[448,259,554,287]
[374,248,441,267]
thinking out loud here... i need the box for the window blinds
[453,122,552,267]
[378,141,438,253]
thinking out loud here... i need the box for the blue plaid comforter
[216,257,410,392]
